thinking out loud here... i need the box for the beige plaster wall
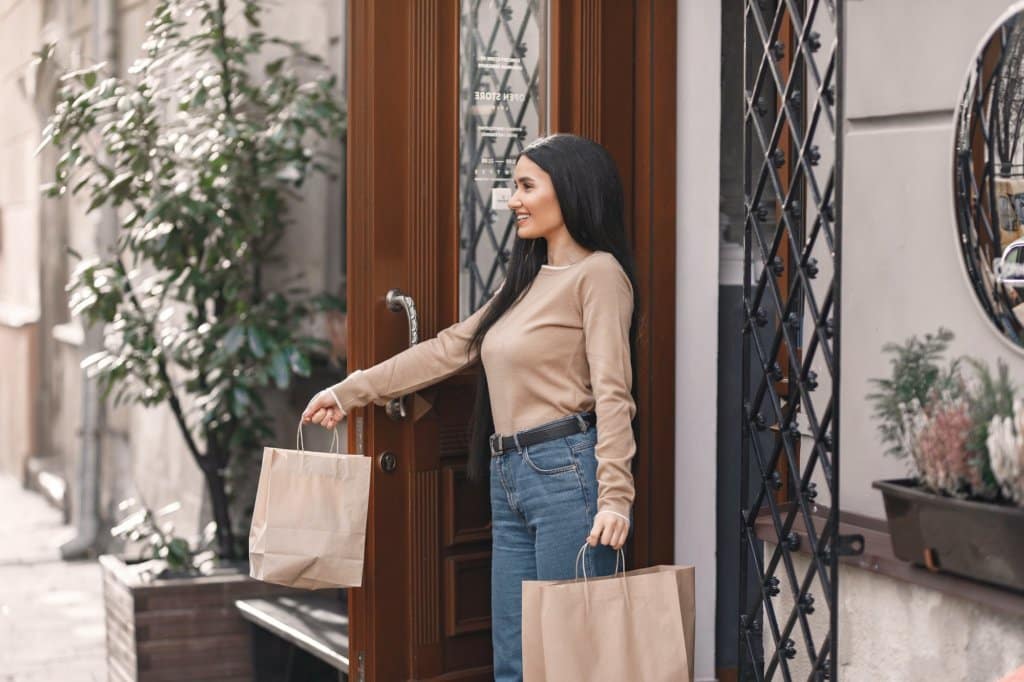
[0,316,36,477]
[0,0,43,313]
[0,0,44,481]
[841,0,1024,517]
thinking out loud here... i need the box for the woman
[302,133,640,681]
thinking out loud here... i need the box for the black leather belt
[489,412,596,457]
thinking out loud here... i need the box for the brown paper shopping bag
[523,544,695,682]
[248,422,371,590]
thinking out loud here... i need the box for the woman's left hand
[587,512,630,551]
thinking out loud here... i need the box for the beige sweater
[329,250,637,517]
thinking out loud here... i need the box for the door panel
[347,1,464,678]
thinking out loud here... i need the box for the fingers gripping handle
[295,388,345,452]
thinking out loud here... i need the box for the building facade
[1,0,1023,680]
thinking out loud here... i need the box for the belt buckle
[489,433,501,457]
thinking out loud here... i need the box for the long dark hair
[465,133,642,481]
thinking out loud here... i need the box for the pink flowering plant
[912,393,974,493]
[868,328,1023,503]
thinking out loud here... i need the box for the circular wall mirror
[953,5,1024,350]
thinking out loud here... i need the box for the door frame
[550,0,677,569]
[345,2,677,678]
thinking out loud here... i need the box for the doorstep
[235,592,350,674]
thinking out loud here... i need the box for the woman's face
[509,155,565,240]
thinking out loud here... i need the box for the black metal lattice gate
[739,0,860,679]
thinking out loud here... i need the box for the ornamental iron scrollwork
[740,0,851,679]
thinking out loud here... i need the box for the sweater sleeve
[578,259,637,518]
[328,282,504,412]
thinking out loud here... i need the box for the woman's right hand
[302,389,347,430]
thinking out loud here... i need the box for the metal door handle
[384,288,419,420]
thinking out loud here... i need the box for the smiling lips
[516,213,530,223]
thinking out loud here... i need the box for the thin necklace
[547,250,590,267]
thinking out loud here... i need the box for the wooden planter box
[873,478,1024,594]
[100,554,305,681]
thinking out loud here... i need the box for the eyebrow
[512,175,535,184]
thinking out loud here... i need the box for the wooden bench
[235,591,349,682]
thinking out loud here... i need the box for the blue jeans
[489,411,629,682]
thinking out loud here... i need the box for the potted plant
[107,498,217,580]
[99,497,311,680]
[868,328,1024,592]
[38,0,345,677]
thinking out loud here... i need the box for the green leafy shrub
[866,327,962,461]
[110,498,216,577]
[39,0,345,559]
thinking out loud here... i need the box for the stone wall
[766,543,1024,681]
[0,0,45,483]
[0,0,43,314]
[0,0,345,545]
[0,310,36,478]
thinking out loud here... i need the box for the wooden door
[345,2,676,680]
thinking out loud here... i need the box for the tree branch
[115,257,206,466]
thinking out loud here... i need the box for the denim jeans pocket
[564,428,598,453]
[520,442,578,475]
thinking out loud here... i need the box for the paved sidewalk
[0,475,106,681]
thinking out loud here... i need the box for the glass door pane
[458,0,548,317]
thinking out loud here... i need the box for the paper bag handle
[295,422,342,452]
[574,542,631,613]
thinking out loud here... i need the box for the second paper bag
[523,559,695,682]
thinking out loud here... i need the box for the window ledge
[0,303,39,329]
[754,506,1024,618]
